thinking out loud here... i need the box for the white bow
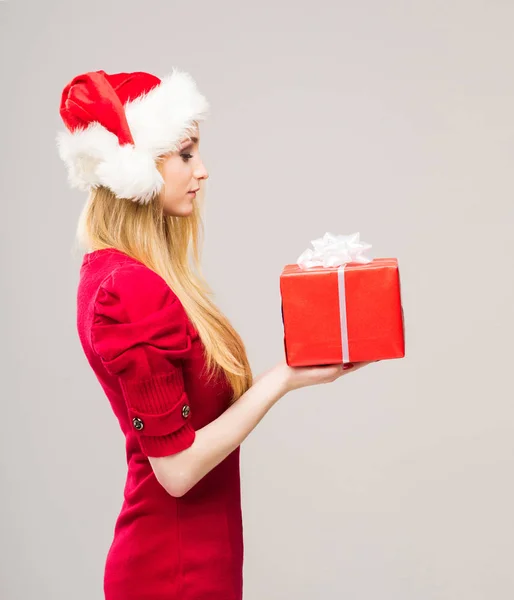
[296,232,373,269]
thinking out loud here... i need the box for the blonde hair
[73,160,253,406]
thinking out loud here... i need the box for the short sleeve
[91,264,195,458]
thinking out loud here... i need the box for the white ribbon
[296,232,373,269]
[296,232,373,363]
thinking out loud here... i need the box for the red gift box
[280,258,405,366]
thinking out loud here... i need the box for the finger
[344,360,374,372]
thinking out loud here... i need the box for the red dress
[77,248,244,600]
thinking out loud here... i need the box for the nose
[194,158,209,181]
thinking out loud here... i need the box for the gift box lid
[280,257,399,278]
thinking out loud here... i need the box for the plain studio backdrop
[1,1,513,599]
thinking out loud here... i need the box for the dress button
[182,404,190,418]
[132,417,144,431]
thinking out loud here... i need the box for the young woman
[56,67,372,600]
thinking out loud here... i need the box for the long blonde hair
[73,168,253,405]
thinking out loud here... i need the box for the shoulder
[98,262,173,298]
[94,262,185,323]
[91,262,194,371]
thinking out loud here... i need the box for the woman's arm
[149,364,288,497]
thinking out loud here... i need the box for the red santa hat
[56,68,210,204]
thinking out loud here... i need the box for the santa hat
[56,68,210,204]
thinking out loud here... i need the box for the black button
[132,417,144,431]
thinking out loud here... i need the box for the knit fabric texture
[77,248,243,600]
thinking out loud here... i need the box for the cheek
[163,161,190,189]
[162,161,177,181]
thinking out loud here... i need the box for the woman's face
[157,124,209,217]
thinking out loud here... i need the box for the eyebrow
[181,136,199,147]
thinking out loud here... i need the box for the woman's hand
[271,359,376,394]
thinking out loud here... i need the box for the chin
[179,202,195,217]
[163,199,194,217]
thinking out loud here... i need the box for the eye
[181,153,194,162]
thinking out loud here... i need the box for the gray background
[2,1,514,598]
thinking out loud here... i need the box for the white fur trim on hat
[56,69,210,204]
